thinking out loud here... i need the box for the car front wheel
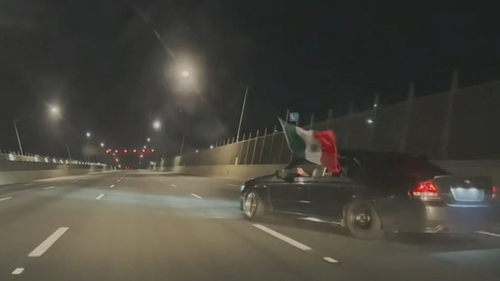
[345,199,384,240]
[243,191,265,220]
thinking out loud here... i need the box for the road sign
[289,112,299,123]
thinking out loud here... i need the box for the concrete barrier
[0,160,110,186]
[170,161,500,185]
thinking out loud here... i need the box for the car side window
[338,157,361,178]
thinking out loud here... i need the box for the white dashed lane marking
[476,231,500,238]
[253,224,312,251]
[96,194,105,200]
[110,184,115,188]
[12,268,24,275]
[171,184,177,187]
[0,197,13,202]
[28,227,69,257]
[43,186,55,190]
[190,193,202,199]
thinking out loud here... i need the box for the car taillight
[410,181,441,200]
[493,186,497,199]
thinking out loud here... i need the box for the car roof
[338,149,425,160]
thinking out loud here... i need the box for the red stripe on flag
[312,130,340,173]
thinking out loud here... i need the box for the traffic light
[141,149,146,153]
[104,149,110,154]
[114,149,119,154]
[123,149,128,154]
[150,148,155,153]
[132,149,137,153]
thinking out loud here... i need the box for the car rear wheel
[345,199,384,240]
[243,191,265,220]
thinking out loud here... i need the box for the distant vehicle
[240,150,500,240]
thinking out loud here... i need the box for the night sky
[1,1,499,161]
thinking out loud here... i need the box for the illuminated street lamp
[13,105,62,155]
[153,120,161,130]
[366,118,374,124]
[86,132,91,138]
[181,70,190,77]
[100,142,105,147]
[147,138,151,142]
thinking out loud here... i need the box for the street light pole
[179,135,186,155]
[13,120,24,155]
[65,143,72,160]
[236,87,248,142]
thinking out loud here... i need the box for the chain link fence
[175,79,500,166]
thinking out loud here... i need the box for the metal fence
[0,150,106,166]
[175,78,500,166]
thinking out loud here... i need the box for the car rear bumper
[381,203,500,233]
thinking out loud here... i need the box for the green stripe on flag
[279,119,306,158]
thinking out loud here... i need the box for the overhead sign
[289,112,299,123]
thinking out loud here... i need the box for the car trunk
[432,175,495,206]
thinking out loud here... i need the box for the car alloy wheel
[244,192,257,218]
[345,199,383,240]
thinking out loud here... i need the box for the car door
[308,177,355,220]
[268,176,312,214]
[307,157,361,220]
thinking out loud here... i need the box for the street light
[13,105,62,155]
[86,132,91,138]
[366,118,374,124]
[181,70,190,77]
[147,138,151,142]
[100,142,105,147]
[153,120,161,130]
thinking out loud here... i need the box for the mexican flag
[279,119,341,173]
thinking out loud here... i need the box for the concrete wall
[170,161,500,185]
[0,160,110,186]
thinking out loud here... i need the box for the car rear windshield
[362,154,449,176]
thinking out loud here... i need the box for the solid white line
[476,231,500,238]
[117,180,120,182]
[323,257,339,263]
[171,184,177,187]
[12,268,25,275]
[43,186,55,190]
[28,227,69,257]
[96,194,105,200]
[110,184,115,188]
[253,224,312,251]
[0,197,13,202]
[227,184,237,187]
[190,193,202,199]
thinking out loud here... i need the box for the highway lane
[0,171,499,280]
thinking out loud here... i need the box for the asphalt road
[1,170,500,281]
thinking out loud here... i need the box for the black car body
[240,150,500,240]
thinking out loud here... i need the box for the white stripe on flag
[295,127,321,165]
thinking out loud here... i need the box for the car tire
[345,199,384,240]
[243,191,265,220]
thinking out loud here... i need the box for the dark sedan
[240,150,500,240]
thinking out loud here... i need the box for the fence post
[244,132,252,164]
[237,134,246,165]
[400,82,415,152]
[268,125,277,163]
[258,127,267,164]
[326,109,333,129]
[343,102,353,148]
[278,111,290,163]
[442,70,458,160]
[309,113,314,129]
[251,130,259,164]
